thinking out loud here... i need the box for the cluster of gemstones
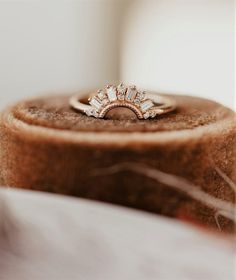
[86,84,156,119]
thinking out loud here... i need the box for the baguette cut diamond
[89,97,103,110]
[140,100,154,112]
[125,86,137,102]
[107,86,117,102]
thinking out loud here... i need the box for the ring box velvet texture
[0,93,235,231]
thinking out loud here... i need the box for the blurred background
[0,0,234,110]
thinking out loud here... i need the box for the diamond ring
[70,84,176,119]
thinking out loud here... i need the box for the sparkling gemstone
[143,112,150,119]
[134,98,141,105]
[89,97,103,110]
[117,83,126,94]
[125,86,137,102]
[85,108,98,117]
[107,86,117,102]
[85,109,93,116]
[140,100,154,112]
[117,84,126,100]
[137,91,146,101]
[118,94,125,100]
[97,90,105,100]
[149,111,156,118]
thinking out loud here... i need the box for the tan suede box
[0,93,235,231]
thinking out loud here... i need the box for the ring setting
[70,83,176,120]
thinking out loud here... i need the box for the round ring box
[0,93,235,231]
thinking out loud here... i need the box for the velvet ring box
[0,93,235,231]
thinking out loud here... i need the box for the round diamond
[134,98,141,105]
[137,91,146,101]
[117,83,126,93]
[85,109,93,116]
[117,83,126,100]
[97,90,106,100]
[118,94,125,100]
[143,112,150,119]
[85,108,98,117]
[149,111,156,118]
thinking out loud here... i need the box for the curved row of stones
[86,84,156,119]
